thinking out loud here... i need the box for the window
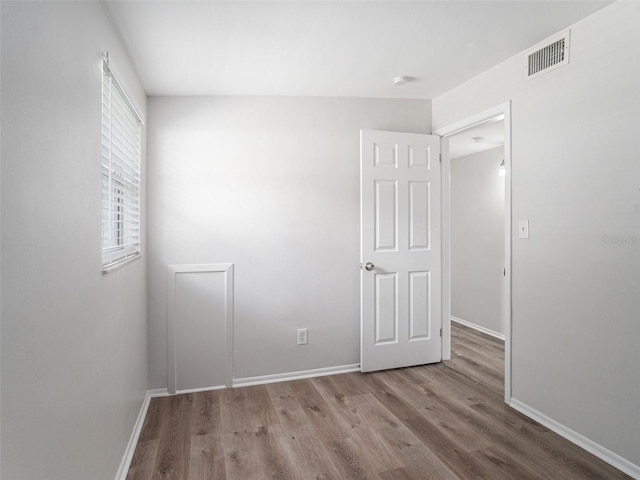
[101,56,142,272]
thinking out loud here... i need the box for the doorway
[449,119,505,340]
[436,102,512,403]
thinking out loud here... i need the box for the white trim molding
[233,364,361,388]
[451,316,505,341]
[114,389,169,480]
[147,388,170,398]
[175,385,226,395]
[114,391,151,480]
[167,263,234,394]
[510,399,640,479]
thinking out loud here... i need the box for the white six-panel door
[360,130,441,372]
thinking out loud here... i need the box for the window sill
[102,252,141,274]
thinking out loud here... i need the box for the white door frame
[435,102,512,404]
[167,263,234,394]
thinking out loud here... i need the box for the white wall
[1,2,148,479]
[147,96,430,387]
[434,1,640,468]
[451,146,505,335]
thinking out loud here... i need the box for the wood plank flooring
[127,323,631,479]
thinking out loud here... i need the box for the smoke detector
[393,76,412,86]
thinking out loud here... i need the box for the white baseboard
[510,398,640,479]
[233,363,361,388]
[147,387,169,398]
[114,388,168,480]
[175,385,226,395]
[451,316,505,341]
[114,391,151,480]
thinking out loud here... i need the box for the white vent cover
[524,30,570,80]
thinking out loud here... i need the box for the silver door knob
[365,262,375,271]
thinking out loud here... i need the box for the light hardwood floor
[127,323,631,479]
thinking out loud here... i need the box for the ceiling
[449,118,504,159]
[105,1,612,98]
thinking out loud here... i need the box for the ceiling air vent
[524,30,570,80]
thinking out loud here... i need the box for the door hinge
[439,327,442,337]
[504,268,506,277]
[439,153,442,163]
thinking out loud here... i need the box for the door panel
[409,270,430,340]
[361,130,441,372]
[375,272,398,344]
[375,180,398,251]
[168,263,234,393]
[409,181,430,250]
[175,271,226,391]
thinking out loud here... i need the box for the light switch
[518,220,529,239]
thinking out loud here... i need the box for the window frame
[101,55,143,273]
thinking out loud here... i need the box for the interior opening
[447,116,506,396]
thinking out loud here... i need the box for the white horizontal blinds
[101,57,142,270]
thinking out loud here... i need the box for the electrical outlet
[297,328,308,345]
